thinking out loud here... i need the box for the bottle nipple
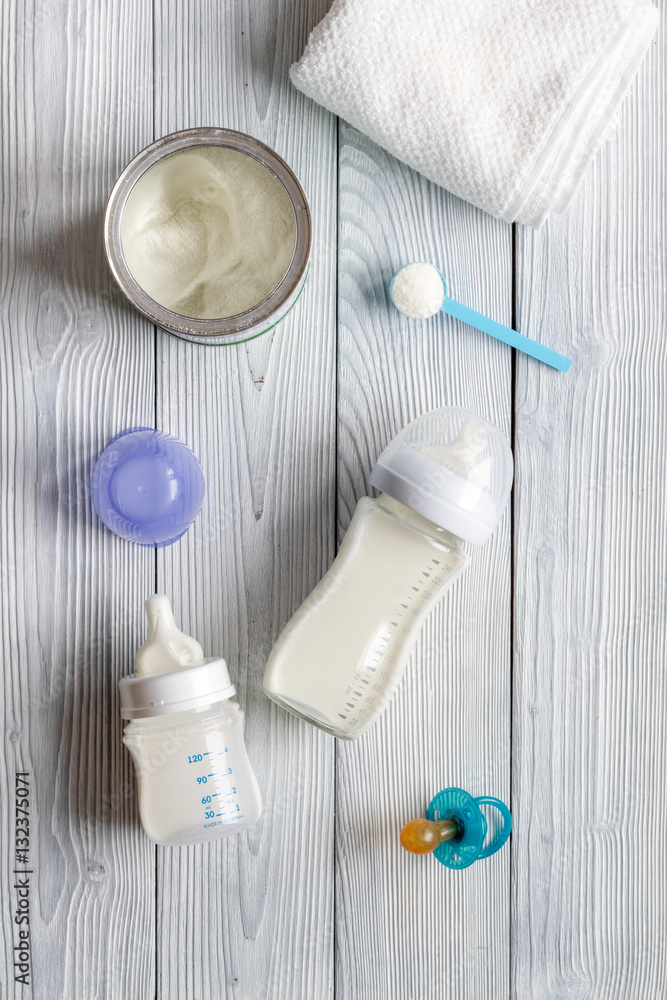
[424,418,489,482]
[135,595,205,677]
[400,817,459,855]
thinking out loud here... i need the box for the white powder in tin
[391,263,445,319]
[121,147,297,319]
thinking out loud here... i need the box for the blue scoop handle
[442,296,572,372]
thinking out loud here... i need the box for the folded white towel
[290,0,659,226]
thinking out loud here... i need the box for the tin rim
[104,127,312,343]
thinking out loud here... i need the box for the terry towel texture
[290,0,659,227]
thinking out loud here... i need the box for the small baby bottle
[263,407,513,739]
[120,595,262,845]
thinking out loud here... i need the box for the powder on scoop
[391,263,445,319]
[121,147,297,320]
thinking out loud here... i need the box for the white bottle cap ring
[119,657,235,719]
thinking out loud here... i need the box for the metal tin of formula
[104,127,311,346]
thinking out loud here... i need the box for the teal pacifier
[400,787,511,870]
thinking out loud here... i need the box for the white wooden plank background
[334,128,513,1000]
[0,1,664,999]
[0,1,157,998]
[153,3,337,999]
[512,10,667,998]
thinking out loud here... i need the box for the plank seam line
[333,108,340,1000]
[152,0,159,997]
[509,219,517,1000]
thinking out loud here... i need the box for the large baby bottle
[120,595,262,845]
[263,407,513,739]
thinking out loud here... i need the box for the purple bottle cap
[91,428,205,547]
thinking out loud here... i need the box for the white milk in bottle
[120,596,261,845]
[263,407,513,739]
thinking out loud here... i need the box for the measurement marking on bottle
[191,743,242,830]
[337,553,453,730]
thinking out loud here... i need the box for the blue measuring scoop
[390,262,572,372]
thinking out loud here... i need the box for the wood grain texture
[2,0,666,997]
[153,2,337,998]
[0,1,156,999]
[511,7,667,998]
[334,124,513,1000]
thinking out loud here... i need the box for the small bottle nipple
[424,418,489,482]
[400,817,459,855]
[135,595,205,677]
